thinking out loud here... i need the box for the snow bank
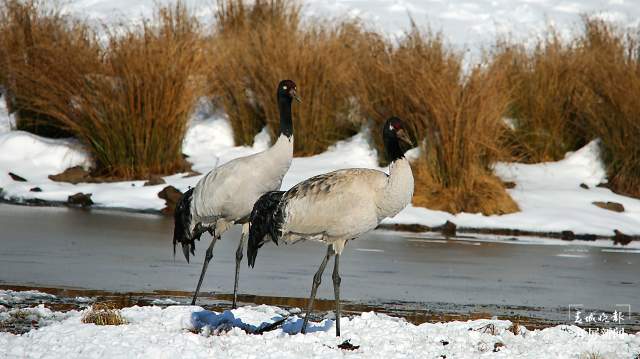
[1,304,638,358]
[389,141,640,236]
[61,0,640,56]
[0,290,56,306]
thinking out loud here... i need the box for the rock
[29,187,42,192]
[442,221,457,237]
[579,183,589,189]
[493,343,505,352]
[8,172,27,182]
[592,201,625,213]
[613,230,632,246]
[143,175,166,186]
[561,230,575,241]
[502,181,516,189]
[158,185,183,215]
[67,192,93,207]
[49,166,91,184]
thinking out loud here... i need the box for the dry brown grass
[493,32,590,163]
[577,19,640,198]
[359,27,518,215]
[0,0,88,137]
[81,303,127,326]
[208,0,369,155]
[0,1,205,178]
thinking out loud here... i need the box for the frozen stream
[0,203,637,330]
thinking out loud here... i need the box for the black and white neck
[384,132,405,163]
[278,92,293,139]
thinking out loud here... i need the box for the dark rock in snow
[158,185,182,215]
[49,166,90,184]
[144,175,166,186]
[29,187,42,192]
[441,221,457,237]
[337,340,359,351]
[592,201,625,213]
[503,181,516,189]
[561,231,575,241]
[580,183,589,189]
[8,172,27,182]
[493,342,505,352]
[613,230,632,246]
[67,193,93,207]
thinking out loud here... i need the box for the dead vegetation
[81,303,127,326]
[0,1,205,179]
[1,0,638,210]
[359,27,518,215]
[577,19,640,198]
[208,0,368,155]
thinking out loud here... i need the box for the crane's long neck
[378,135,414,219]
[278,96,293,139]
[380,157,414,218]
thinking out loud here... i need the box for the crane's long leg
[301,245,334,334]
[332,252,341,337]
[232,223,249,309]
[191,235,219,305]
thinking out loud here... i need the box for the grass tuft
[0,1,205,179]
[360,26,518,215]
[208,0,369,155]
[81,303,127,326]
[577,18,640,198]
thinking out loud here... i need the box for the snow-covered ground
[62,0,640,55]
[1,290,638,359]
[2,100,640,237]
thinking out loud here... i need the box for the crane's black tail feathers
[248,191,285,268]
[173,187,196,263]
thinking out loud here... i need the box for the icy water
[1,203,638,333]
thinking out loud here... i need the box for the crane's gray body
[191,134,293,237]
[278,157,414,253]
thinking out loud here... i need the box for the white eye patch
[283,86,288,90]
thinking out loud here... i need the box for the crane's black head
[277,80,301,103]
[173,187,196,263]
[383,117,413,162]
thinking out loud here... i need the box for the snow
[1,302,638,358]
[61,0,640,56]
[389,140,640,236]
[0,290,56,306]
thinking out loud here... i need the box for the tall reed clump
[0,2,206,178]
[0,0,88,137]
[359,27,518,215]
[578,19,640,198]
[209,0,367,155]
[493,32,590,162]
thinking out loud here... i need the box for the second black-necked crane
[247,117,414,337]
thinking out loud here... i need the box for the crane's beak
[396,128,414,146]
[290,88,302,103]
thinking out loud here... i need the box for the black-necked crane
[173,80,300,307]
[247,117,414,336]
